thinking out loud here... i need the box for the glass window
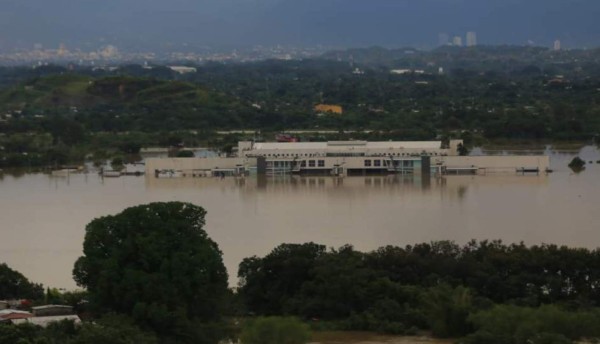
[309,160,316,167]
[301,161,306,167]
[318,160,325,167]
[374,160,381,167]
[364,160,372,167]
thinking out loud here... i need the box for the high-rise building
[453,36,463,47]
[466,32,477,47]
[438,33,449,46]
[553,40,561,51]
[58,43,67,56]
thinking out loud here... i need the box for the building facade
[145,140,550,178]
[466,32,477,47]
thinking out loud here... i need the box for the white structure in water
[146,140,550,178]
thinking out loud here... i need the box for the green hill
[0,75,236,109]
[0,75,257,130]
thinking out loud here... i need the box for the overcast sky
[1,0,599,51]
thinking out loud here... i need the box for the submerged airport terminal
[145,140,551,178]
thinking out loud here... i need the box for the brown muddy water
[0,145,599,290]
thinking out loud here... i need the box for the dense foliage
[0,263,44,300]
[238,241,600,339]
[461,305,600,344]
[240,317,311,344]
[72,202,229,343]
[0,316,158,344]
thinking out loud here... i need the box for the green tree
[240,317,311,344]
[0,263,44,300]
[72,202,229,341]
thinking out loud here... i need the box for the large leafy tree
[73,202,228,339]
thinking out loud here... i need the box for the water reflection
[145,173,549,204]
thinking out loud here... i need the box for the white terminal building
[237,140,460,175]
[146,140,551,178]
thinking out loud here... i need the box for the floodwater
[0,145,599,291]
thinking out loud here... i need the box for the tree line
[238,241,600,341]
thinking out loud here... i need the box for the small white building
[32,305,74,317]
[11,315,81,328]
[168,66,197,74]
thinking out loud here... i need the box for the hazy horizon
[1,0,599,52]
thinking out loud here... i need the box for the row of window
[368,152,444,157]
[364,160,415,168]
[259,153,326,158]
[270,159,416,169]
[255,152,446,158]
[300,160,326,167]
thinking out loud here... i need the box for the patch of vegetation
[0,316,158,344]
[459,305,600,344]
[176,150,195,157]
[241,317,311,344]
[568,156,586,172]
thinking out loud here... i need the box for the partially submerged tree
[568,156,586,173]
[457,143,470,156]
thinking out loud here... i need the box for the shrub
[459,330,512,344]
[110,156,124,170]
[531,333,572,344]
[176,150,195,158]
[568,157,586,172]
[240,317,310,344]
[467,305,600,343]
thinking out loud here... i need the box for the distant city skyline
[0,0,599,52]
